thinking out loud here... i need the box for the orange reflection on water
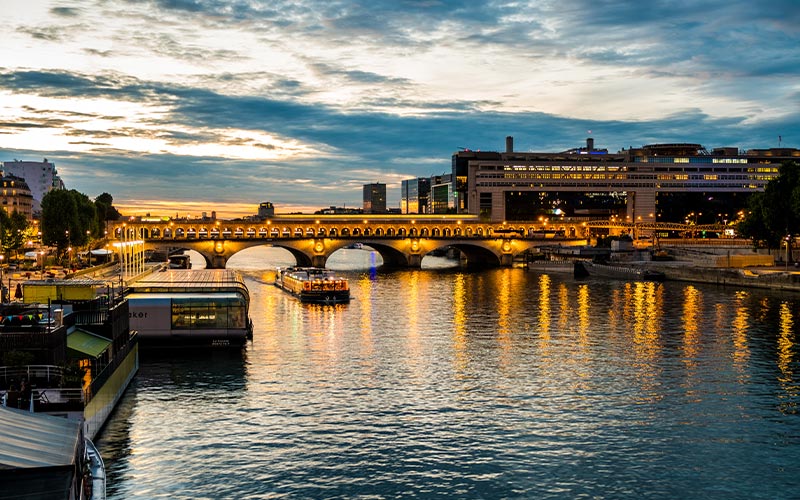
[537,274,551,340]
[681,285,702,369]
[357,275,373,338]
[452,272,468,374]
[496,269,512,339]
[731,290,751,371]
[403,271,422,367]
[577,284,590,340]
[622,282,664,399]
[304,303,347,368]
[557,283,571,332]
[777,302,797,407]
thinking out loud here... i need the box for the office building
[430,174,453,214]
[451,137,798,222]
[363,183,387,214]
[400,178,431,214]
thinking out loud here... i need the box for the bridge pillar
[312,254,327,268]
[407,238,422,268]
[407,253,422,268]
[499,240,514,267]
[209,254,229,269]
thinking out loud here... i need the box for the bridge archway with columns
[111,215,593,269]
[111,215,725,269]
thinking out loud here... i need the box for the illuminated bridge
[111,215,728,269]
[112,215,583,268]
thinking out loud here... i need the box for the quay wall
[648,264,800,292]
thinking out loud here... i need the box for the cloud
[50,7,82,17]
[15,26,64,42]
[0,0,797,217]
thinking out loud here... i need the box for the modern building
[363,183,387,214]
[1,159,65,217]
[430,174,454,214]
[451,136,799,222]
[400,177,431,214]
[0,172,34,220]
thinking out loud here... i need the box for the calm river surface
[96,247,800,499]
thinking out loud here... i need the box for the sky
[1,0,798,218]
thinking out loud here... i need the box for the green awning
[67,329,111,358]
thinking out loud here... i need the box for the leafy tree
[41,189,77,253]
[95,192,121,235]
[0,210,29,257]
[738,161,800,248]
[42,189,98,260]
[66,190,96,249]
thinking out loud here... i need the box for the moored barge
[574,260,666,281]
[275,267,350,304]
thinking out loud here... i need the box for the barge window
[171,297,247,330]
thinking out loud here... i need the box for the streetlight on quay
[65,229,70,266]
[87,230,92,267]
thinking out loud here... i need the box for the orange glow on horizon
[114,200,323,220]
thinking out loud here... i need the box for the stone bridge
[111,215,589,269]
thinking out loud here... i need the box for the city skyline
[1,0,798,218]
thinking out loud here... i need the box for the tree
[738,161,800,248]
[95,192,121,236]
[0,210,29,257]
[41,189,77,253]
[41,189,101,262]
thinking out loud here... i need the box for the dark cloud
[0,117,71,129]
[50,7,82,17]
[83,48,114,57]
[16,26,63,42]
[0,71,155,101]
[309,63,412,86]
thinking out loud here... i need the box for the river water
[95,247,800,499]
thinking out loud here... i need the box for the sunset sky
[1,0,798,218]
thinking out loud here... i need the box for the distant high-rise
[1,158,65,217]
[400,178,431,214]
[363,183,386,214]
[430,174,453,214]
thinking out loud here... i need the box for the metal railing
[0,364,64,385]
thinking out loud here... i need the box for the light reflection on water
[96,247,800,499]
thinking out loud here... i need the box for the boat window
[171,297,247,330]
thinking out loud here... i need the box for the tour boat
[275,267,350,304]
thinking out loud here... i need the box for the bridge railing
[114,221,589,241]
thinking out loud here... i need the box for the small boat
[168,254,192,269]
[574,261,665,281]
[275,267,350,304]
